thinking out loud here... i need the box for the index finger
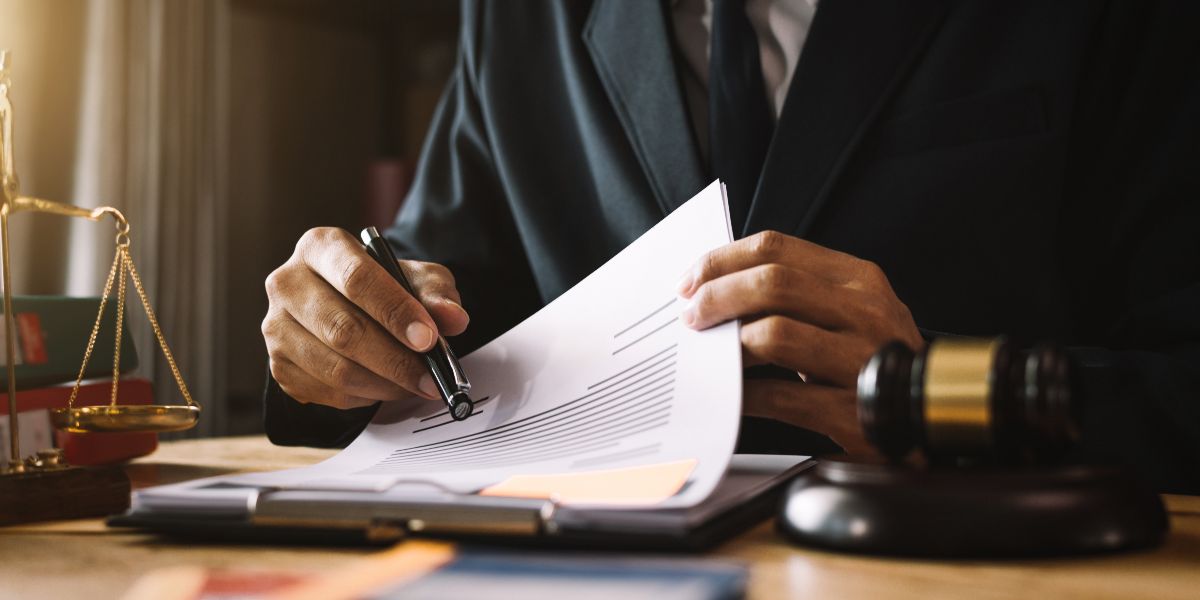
[298,228,439,352]
[679,231,862,297]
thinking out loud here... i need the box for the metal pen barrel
[360,228,474,421]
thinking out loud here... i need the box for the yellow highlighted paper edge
[479,458,698,506]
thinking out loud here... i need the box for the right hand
[262,227,470,409]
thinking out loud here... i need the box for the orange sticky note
[479,459,697,506]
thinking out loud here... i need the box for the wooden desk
[2,436,1197,600]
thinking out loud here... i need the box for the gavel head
[857,337,1080,465]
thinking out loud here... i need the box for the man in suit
[260,1,1200,492]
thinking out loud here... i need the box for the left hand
[678,231,925,455]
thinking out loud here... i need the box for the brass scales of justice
[0,51,200,524]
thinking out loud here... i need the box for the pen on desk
[359,227,475,421]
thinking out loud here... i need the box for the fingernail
[680,302,697,327]
[677,271,696,297]
[445,299,469,317]
[418,374,438,398]
[406,322,435,350]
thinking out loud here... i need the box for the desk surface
[1,436,1197,600]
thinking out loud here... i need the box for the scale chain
[67,230,195,410]
[123,248,195,407]
[111,246,127,406]
[67,245,122,409]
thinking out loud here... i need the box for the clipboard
[109,455,815,551]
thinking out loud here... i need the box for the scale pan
[49,405,201,433]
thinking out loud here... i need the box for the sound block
[0,465,130,526]
[778,458,1168,557]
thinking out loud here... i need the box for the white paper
[140,181,741,509]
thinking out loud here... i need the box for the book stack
[0,296,155,465]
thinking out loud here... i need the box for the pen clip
[438,337,471,392]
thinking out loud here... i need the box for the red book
[0,379,158,465]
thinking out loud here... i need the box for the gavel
[856,337,1080,465]
[776,337,1167,557]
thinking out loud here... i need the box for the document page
[142,181,742,509]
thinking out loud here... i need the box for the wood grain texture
[1,436,1196,600]
[0,465,130,526]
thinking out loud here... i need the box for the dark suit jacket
[265,0,1200,493]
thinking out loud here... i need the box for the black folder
[110,455,814,551]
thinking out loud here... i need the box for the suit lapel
[744,0,950,238]
[584,0,707,216]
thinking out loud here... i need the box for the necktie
[709,0,775,235]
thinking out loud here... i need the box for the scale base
[778,458,1169,557]
[0,464,130,526]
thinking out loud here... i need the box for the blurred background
[0,0,459,437]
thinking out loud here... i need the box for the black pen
[359,227,475,421]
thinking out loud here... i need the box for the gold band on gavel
[923,338,999,450]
